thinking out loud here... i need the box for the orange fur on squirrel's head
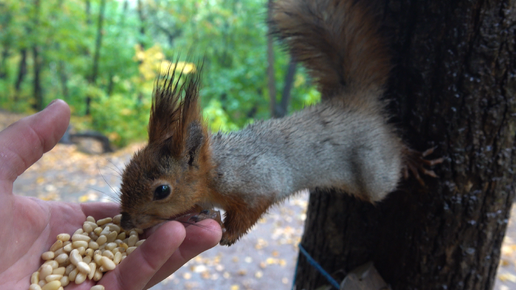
[119,62,213,231]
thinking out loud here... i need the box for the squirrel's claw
[403,146,443,185]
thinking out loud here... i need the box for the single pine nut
[68,268,78,282]
[96,235,107,245]
[72,234,91,242]
[113,214,122,224]
[86,216,96,223]
[54,248,64,256]
[135,239,145,246]
[88,262,97,280]
[100,256,116,271]
[54,253,68,265]
[56,234,70,242]
[38,280,46,287]
[89,232,99,240]
[42,260,59,269]
[29,284,42,290]
[39,264,53,281]
[127,235,138,247]
[83,255,92,264]
[113,251,122,265]
[72,240,89,249]
[75,272,87,284]
[31,271,39,284]
[117,232,126,240]
[91,285,106,290]
[105,242,117,251]
[65,264,75,275]
[93,269,103,281]
[126,247,137,255]
[97,217,112,226]
[106,231,118,243]
[83,222,93,233]
[94,227,103,236]
[106,223,121,233]
[45,274,63,283]
[52,267,66,275]
[85,248,94,257]
[78,246,86,255]
[73,228,84,235]
[134,228,144,234]
[60,275,69,287]
[102,250,114,260]
[77,261,91,274]
[94,254,102,265]
[119,242,129,250]
[100,226,110,236]
[69,249,82,265]
[63,243,72,253]
[41,251,55,261]
[49,240,63,252]
[41,280,61,290]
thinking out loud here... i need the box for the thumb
[0,100,70,184]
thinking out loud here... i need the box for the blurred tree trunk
[14,48,27,102]
[32,0,43,111]
[86,0,106,115]
[276,57,296,118]
[266,0,277,118]
[294,1,516,290]
[267,0,297,118]
[0,46,9,80]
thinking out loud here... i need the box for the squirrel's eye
[153,184,171,200]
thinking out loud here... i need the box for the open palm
[0,100,222,290]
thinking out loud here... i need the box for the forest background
[0,0,319,147]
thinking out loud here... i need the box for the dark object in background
[60,125,114,154]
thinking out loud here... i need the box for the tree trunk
[86,0,106,115]
[267,0,277,118]
[14,48,27,102]
[294,1,516,290]
[32,0,43,111]
[276,57,296,118]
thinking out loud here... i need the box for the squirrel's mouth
[164,206,204,223]
[165,207,222,226]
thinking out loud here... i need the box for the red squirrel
[119,0,441,246]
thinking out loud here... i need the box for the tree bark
[276,57,296,118]
[32,0,43,111]
[294,1,516,289]
[14,48,27,102]
[86,0,106,115]
[267,0,277,118]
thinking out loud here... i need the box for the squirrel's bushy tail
[270,0,389,101]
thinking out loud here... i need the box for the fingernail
[45,99,59,109]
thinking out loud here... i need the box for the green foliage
[0,0,317,147]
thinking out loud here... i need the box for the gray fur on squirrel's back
[211,98,402,203]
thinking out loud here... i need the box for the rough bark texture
[295,0,516,289]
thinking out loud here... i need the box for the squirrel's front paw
[219,230,240,246]
[403,146,444,185]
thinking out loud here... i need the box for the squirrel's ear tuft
[148,60,204,159]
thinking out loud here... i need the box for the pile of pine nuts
[29,214,145,290]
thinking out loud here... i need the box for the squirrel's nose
[120,212,135,230]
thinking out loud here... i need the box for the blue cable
[291,243,340,290]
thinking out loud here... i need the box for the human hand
[0,100,222,290]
